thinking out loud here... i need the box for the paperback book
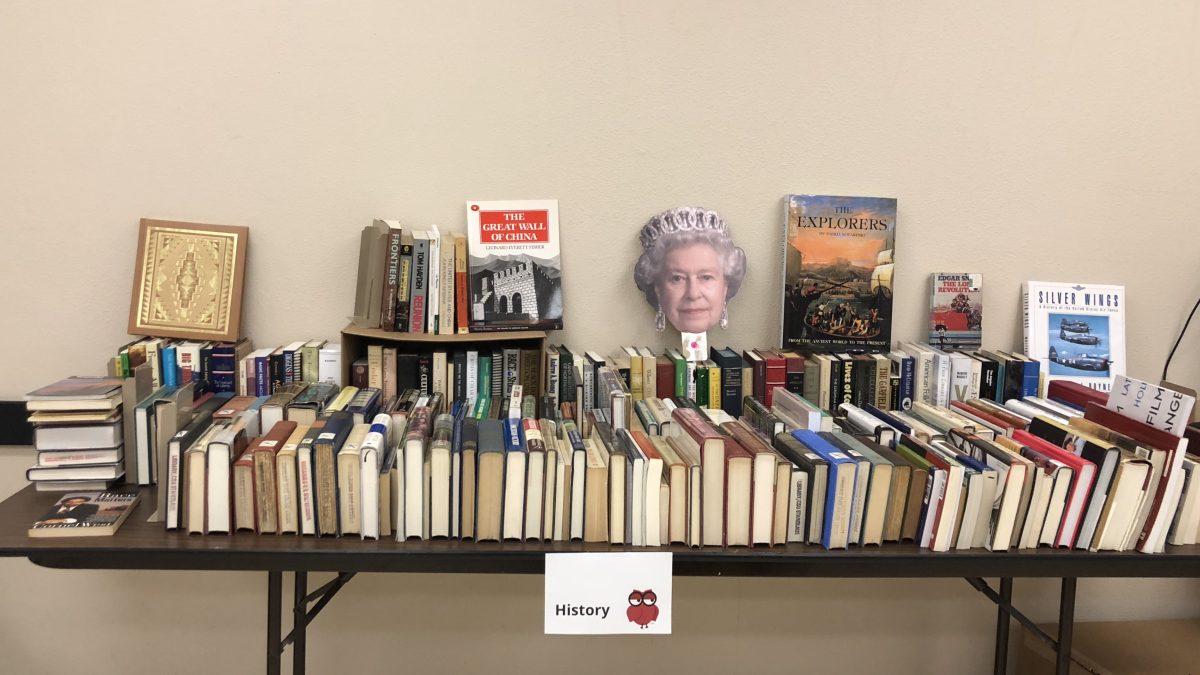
[782,195,896,352]
[929,273,983,350]
[1023,281,1126,392]
[466,200,564,332]
[28,489,140,537]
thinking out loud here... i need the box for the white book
[542,446,559,541]
[502,449,527,541]
[948,352,973,403]
[629,437,647,547]
[1039,464,1074,547]
[524,426,546,541]
[1168,458,1200,546]
[955,469,984,549]
[1022,280,1126,394]
[1019,467,1053,549]
[205,417,250,534]
[930,462,964,552]
[403,430,426,539]
[35,422,122,451]
[297,436,317,536]
[466,351,479,405]
[318,344,342,386]
[359,416,389,540]
[426,225,441,334]
[569,439,587,540]
[788,470,808,543]
[1107,374,1196,436]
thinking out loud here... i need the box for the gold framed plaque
[128,218,248,341]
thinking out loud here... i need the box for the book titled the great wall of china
[1023,280,1126,392]
[466,200,564,332]
[782,195,896,352]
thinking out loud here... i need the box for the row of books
[147,356,1200,554]
[109,336,252,393]
[352,202,565,334]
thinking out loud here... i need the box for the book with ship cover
[28,489,140,537]
[929,273,983,350]
[782,195,896,352]
[466,200,563,332]
[1023,280,1126,393]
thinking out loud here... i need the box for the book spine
[673,356,686,398]
[409,236,428,333]
[396,241,413,331]
[439,232,456,335]
[558,351,575,403]
[162,347,178,387]
[418,354,433,394]
[721,363,742,417]
[695,365,709,406]
[503,350,520,396]
[453,351,467,403]
[382,229,401,332]
[270,351,285,395]
[978,358,998,401]
[454,235,469,335]
[544,350,560,409]
[1021,360,1040,398]
[284,349,295,385]
[255,355,269,397]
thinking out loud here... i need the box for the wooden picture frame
[128,218,248,342]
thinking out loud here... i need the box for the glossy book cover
[1023,280,1126,392]
[466,200,564,332]
[929,273,983,350]
[782,195,896,352]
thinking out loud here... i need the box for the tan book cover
[129,219,248,341]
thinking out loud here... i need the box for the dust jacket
[466,200,564,332]
[1023,280,1126,393]
[929,273,983,350]
[782,195,896,352]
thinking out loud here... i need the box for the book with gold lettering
[129,219,248,342]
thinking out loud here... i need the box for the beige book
[275,424,310,534]
[439,228,456,335]
[583,437,610,543]
[336,424,371,535]
[326,386,359,412]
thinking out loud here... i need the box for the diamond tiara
[639,207,729,251]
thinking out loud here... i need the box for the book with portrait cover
[1023,281,1126,393]
[28,489,140,537]
[781,195,896,352]
[466,200,564,332]
[929,273,983,350]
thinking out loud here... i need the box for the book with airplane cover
[782,195,896,352]
[929,273,982,350]
[466,200,563,331]
[1023,280,1126,393]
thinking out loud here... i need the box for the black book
[710,346,744,418]
[586,351,606,411]
[772,431,829,545]
[490,348,504,401]
[973,352,1000,402]
[828,355,845,412]
[452,351,468,403]
[313,411,354,537]
[852,354,874,407]
[269,348,286,395]
[558,346,576,403]
[417,354,433,395]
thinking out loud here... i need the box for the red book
[454,235,469,335]
[720,435,753,547]
[759,349,787,407]
[1047,380,1108,411]
[743,349,767,403]
[251,420,297,535]
[1084,402,1188,552]
[1013,429,1097,548]
[950,400,1016,435]
[655,356,675,398]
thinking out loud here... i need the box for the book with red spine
[743,349,767,403]
[1047,380,1109,412]
[759,349,787,407]
[1083,402,1188,552]
[454,234,469,335]
[1012,429,1097,548]
[655,356,675,399]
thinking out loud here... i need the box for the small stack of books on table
[25,377,126,491]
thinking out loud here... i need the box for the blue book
[791,429,857,549]
[500,418,528,540]
[863,403,911,437]
[161,346,178,387]
[1020,358,1040,398]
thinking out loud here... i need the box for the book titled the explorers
[28,489,140,537]
[781,195,896,352]
[466,200,564,332]
[1023,280,1126,393]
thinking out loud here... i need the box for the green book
[695,365,710,407]
[478,355,492,401]
[667,348,687,398]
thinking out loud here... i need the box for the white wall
[3,2,1200,672]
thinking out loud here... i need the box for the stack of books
[25,377,126,492]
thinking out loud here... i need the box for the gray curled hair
[634,207,748,309]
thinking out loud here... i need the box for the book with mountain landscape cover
[782,195,896,352]
[466,200,563,331]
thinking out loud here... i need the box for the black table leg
[994,577,1012,675]
[268,571,282,675]
[1056,577,1076,675]
[293,571,307,675]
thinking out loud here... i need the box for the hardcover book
[129,219,248,342]
[1022,281,1126,392]
[781,195,896,352]
[466,199,564,331]
[929,273,982,350]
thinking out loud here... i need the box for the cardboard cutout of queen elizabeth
[634,207,748,334]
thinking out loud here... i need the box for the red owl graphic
[626,589,659,628]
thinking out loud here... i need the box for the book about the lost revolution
[28,489,141,537]
[781,195,896,352]
[929,273,983,350]
[1023,280,1126,393]
[466,200,564,332]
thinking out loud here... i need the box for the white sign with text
[544,552,672,634]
